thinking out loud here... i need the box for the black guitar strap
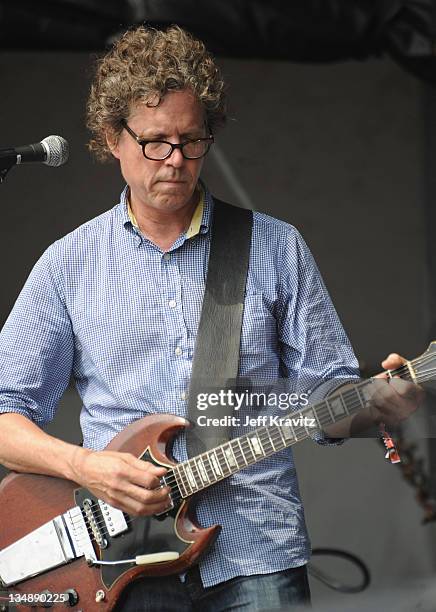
[186,198,253,458]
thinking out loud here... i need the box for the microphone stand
[0,149,17,183]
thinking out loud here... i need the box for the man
[0,25,421,611]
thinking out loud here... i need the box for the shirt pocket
[240,292,278,361]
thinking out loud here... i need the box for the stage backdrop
[0,51,433,608]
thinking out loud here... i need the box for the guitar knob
[95,589,106,603]
[64,589,79,607]
[39,590,54,608]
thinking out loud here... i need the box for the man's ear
[106,129,120,159]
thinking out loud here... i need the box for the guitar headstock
[406,342,436,386]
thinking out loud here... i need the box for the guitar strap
[186,198,253,458]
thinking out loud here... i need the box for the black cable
[308,548,371,594]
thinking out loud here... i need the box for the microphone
[0,135,69,169]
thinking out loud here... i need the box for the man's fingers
[80,451,173,516]
[120,481,172,508]
[118,454,168,489]
[380,352,407,371]
[90,478,172,516]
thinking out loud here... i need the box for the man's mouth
[159,179,185,184]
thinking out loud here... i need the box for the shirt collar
[119,182,213,238]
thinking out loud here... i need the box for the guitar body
[2,343,434,610]
[0,414,221,611]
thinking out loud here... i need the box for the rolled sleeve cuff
[0,403,45,426]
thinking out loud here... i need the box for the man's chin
[153,188,196,209]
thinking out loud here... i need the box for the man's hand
[73,449,172,516]
[368,352,425,428]
[330,353,425,438]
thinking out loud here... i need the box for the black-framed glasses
[121,120,214,161]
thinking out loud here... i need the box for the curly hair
[87,25,227,161]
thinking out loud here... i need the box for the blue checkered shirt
[0,186,359,587]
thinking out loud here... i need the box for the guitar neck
[171,363,416,498]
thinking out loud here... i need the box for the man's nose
[164,146,184,167]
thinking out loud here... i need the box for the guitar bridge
[0,507,95,587]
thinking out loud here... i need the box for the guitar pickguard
[74,449,192,589]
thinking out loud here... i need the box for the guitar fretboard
[168,374,398,498]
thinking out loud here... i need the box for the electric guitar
[0,344,434,611]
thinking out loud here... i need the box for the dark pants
[114,565,311,611]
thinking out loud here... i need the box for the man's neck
[129,189,199,252]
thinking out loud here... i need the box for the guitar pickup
[97,500,129,537]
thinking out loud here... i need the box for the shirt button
[175,347,182,356]
[168,299,177,308]
[181,391,187,400]
[163,253,171,261]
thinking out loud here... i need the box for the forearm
[0,413,172,515]
[0,412,90,483]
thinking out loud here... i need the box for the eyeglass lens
[143,140,210,160]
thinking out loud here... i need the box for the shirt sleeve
[0,247,74,426]
[277,227,360,445]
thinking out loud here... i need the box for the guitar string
[106,397,365,531]
[89,376,428,535]
[79,360,434,535]
[160,351,435,491]
[78,393,401,538]
[83,392,374,533]
[126,355,431,497]
[87,395,363,532]
[155,374,410,492]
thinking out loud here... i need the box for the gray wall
[0,52,426,366]
[0,51,433,608]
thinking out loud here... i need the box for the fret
[338,393,349,416]
[258,428,273,455]
[206,451,222,480]
[223,442,238,470]
[270,425,286,450]
[293,421,305,441]
[314,402,331,429]
[323,399,335,424]
[336,387,360,418]
[328,396,347,420]
[303,408,317,437]
[238,435,256,463]
[201,453,215,482]
[178,464,193,495]
[234,438,249,466]
[215,446,232,476]
[200,453,217,483]
[265,426,278,452]
[173,466,189,498]
[194,456,210,485]
[355,386,368,411]
[308,406,322,430]
[405,361,417,383]
[293,424,307,441]
[281,422,296,443]
[184,462,199,491]
[209,451,223,479]
[276,423,287,446]
[248,433,265,457]
[189,458,204,490]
